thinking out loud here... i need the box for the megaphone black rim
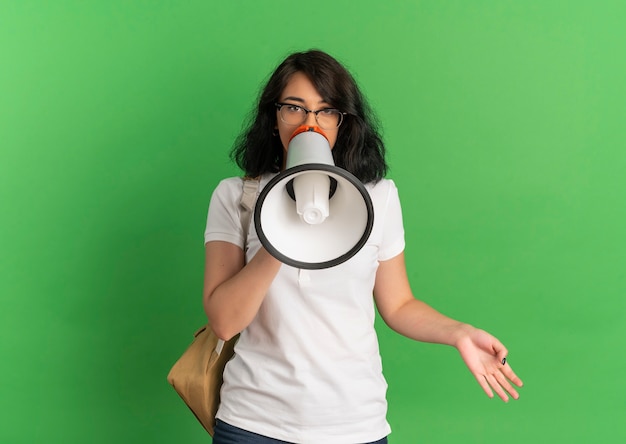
[254,164,374,270]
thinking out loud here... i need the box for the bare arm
[373,252,465,344]
[202,241,282,341]
[374,252,523,401]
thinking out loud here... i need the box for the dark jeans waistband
[212,419,388,444]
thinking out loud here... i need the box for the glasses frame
[275,102,347,129]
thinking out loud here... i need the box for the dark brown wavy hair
[231,49,387,183]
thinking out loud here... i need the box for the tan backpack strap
[239,177,260,250]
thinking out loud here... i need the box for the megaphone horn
[253,125,374,269]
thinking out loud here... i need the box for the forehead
[280,72,327,103]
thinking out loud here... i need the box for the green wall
[2,1,624,442]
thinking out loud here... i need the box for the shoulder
[210,176,247,201]
[209,174,271,208]
[366,177,398,191]
[207,177,246,214]
[213,176,244,194]
[365,178,400,203]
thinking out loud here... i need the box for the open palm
[456,327,524,402]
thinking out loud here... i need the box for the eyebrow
[282,96,330,106]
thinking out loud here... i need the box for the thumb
[491,338,508,365]
[497,347,508,365]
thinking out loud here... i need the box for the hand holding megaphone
[254,125,374,269]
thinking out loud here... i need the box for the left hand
[455,325,524,402]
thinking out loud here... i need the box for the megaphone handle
[285,176,338,200]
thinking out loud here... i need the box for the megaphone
[254,125,374,269]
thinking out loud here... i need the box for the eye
[284,104,303,114]
[319,108,339,116]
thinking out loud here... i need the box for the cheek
[326,131,338,149]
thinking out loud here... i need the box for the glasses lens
[316,109,343,129]
[279,105,306,126]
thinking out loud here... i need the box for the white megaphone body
[253,125,374,269]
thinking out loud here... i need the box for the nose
[304,111,318,127]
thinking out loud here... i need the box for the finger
[474,373,494,399]
[495,345,508,365]
[487,333,506,354]
[485,374,509,402]
[494,371,519,400]
[502,363,524,387]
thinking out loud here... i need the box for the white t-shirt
[204,173,405,443]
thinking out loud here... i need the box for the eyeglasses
[275,103,347,130]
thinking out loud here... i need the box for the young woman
[203,50,523,444]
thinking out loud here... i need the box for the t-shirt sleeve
[378,180,406,261]
[203,178,244,248]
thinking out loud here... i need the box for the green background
[2,1,624,442]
